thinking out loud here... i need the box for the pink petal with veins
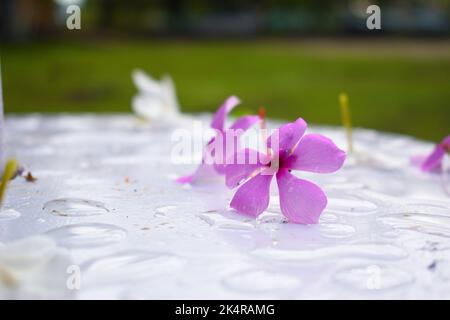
[267,118,307,159]
[210,96,240,131]
[284,133,346,173]
[276,169,327,224]
[230,172,273,217]
[224,148,270,188]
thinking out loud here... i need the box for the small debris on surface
[428,261,437,271]
[24,172,37,183]
[202,210,218,213]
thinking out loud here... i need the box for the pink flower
[419,135,450,172]
[177,96,260,184]
[225,118,346,224]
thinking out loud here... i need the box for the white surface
[1,114,450,299]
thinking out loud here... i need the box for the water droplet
[252,244,407,262]
[223,269,301,293]
[199,213,254,231]
[351,189,397,207]
[378,213,450,238]
[46,223,127,248]
[154,205,177,216]
[326,198,378,215]
[317,223,356,239]
[334,265,414,290]
[43,198,109,217]
[256,212,288,224]
[82,250,185,284]
[0,209,21,221]
[319,213,339,223]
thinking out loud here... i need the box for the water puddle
[0,209,21,221]
[46,223,127,248]
[378,213,450,238]
[199,213,254,231]
[82,250,185,283]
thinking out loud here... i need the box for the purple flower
[225,118,346,224]
[177,96,260,184]
[420,135,450,172]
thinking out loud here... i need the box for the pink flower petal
[210,96,240,131]
[230,115,261,131]
[225,148,270,188]
[176,174,196,184]
[213,115,261,174]
[284,134,346,173]
[422,147,445,172]
[411,155,427,167]
[176,162,217,184]
[213,164,226,175]
[276,169,327,224]
[267,118,307,158]
[230,172,273,217]
[210,131,236,175]
[422,135,450,172]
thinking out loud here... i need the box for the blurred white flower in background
[132,69,180,122]
[0,236,74,299]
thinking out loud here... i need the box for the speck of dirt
[24,172,37,182]
[428,261,437,271]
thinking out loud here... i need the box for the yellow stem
[339,93,353,154]
[0,159,18,206]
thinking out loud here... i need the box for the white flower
[132,69,180,122]
[0,236,75,299]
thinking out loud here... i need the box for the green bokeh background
[2,39,450,141]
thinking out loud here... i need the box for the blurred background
[1,0,449,140]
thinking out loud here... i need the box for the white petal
[0,236,75,299]
[131,70,181,121]
[132,69,163,95]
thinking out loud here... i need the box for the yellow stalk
[0,159,18,206]
[339,93,353,154]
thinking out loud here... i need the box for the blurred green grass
[2,40,450,141]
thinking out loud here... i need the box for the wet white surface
[1,114,450,299]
